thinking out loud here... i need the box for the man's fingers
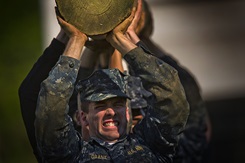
[117,7,136,33]
[130,7,137,21]
[56,16,65,27]
[135,0,142,20]
[55,6,64,19]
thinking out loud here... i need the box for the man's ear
[81,111,89,126]
[126,107,131,123]
[74,110,81,126]
[126,107,133,133]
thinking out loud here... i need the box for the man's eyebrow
[94,101,106,105]
[115,99,125,102]
[114,99,127,104]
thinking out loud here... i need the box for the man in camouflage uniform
[34,3,189,162]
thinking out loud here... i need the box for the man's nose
[105,107,116,116]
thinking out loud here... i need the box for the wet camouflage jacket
[35,47,189,162]
[139,38,210,163]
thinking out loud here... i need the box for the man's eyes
[95,105,106,110]
[94,103,125,109]
[114,102,126,107]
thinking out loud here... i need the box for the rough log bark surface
[55,0,135,37]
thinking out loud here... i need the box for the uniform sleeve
[139,38,210,162]
[18,39,65,162]
[124,47,190,161]
[34,55,81,161]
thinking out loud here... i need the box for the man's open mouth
[103,121,119,127]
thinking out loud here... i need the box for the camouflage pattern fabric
[35,47,189,162]
[126,76,152,109]
[76,68,129,102]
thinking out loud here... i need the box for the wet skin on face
[84,97,129,143]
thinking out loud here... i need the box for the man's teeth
[104,122,118,126]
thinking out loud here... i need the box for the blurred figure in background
[135,1,212,162]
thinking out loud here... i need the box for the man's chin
[101,132,120,142]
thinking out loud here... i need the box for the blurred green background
[0,0,41,162]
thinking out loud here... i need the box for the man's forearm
[63,36,86,60]
[35,56,80,159]
[124,47,189,134]
[18,39,66,162]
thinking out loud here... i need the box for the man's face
[132,109,143,128]
[85,97,129,143]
